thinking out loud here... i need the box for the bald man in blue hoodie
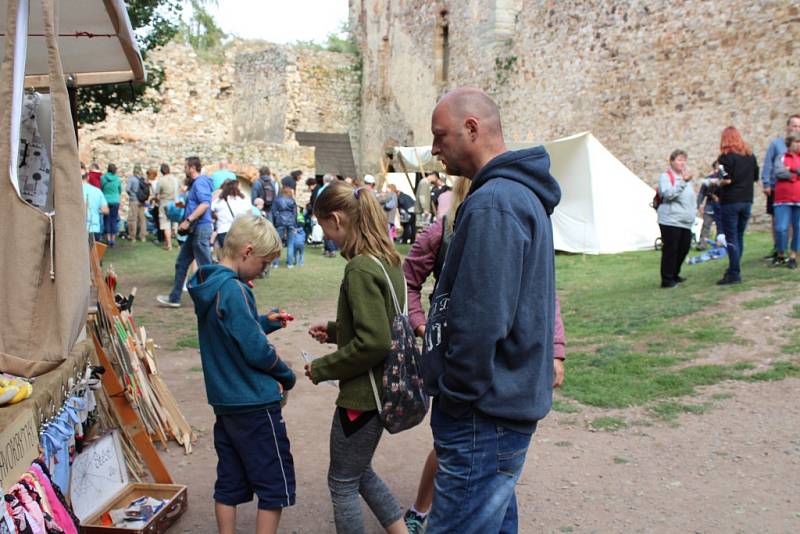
[422,88,561,534]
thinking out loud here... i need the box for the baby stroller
[654,217,704,251]
[307,216,325,246]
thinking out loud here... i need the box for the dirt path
[134,283,800,534]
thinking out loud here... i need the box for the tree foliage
[182,0,226,52]
[295,22,359,55]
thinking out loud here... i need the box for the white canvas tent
[394,146,444,173]
[383,172,416,198]
[510,132,659,254]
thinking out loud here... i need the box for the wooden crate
[80,483,187,534]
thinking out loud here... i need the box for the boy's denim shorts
[213,405,296,510]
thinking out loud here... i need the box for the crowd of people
[80,150,459,312]
[81,95,794,534]
[145,88,562,534]
[656,114,800,288]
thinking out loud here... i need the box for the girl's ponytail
[315,181,401,265]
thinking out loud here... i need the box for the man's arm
[251,180,263,203]
[403,221,444,336]
[762,142,775,191]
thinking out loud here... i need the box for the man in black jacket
[389,183,417,243]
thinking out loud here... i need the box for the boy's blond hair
[222,214,281,259]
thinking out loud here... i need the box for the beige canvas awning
[0,0,146,87]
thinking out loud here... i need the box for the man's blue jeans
[774,204,800,253]
[426,400,534,534]
[168,224,212,303]
[719,202,751,279]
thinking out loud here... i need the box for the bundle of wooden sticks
[90,253,195,456]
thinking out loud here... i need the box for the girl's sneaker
[788,258,797,269]
[404,509,427,534]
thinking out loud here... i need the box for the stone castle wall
[233,44,361,163]
[350,0,800,201]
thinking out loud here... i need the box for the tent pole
[414,147,428,177]
[67,76,78,144]
[397,157,415,193]
[378,157,388,185]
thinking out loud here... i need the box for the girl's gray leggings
[327,410,403,533]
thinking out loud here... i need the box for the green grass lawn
[105,231,800,425]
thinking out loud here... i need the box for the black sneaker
[675,276,686,283]
[771,256,786,266]
[763,251,778,260]
[717,275,741,285]
[788,258,797,269]
[661,280,677,288]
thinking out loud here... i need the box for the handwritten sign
[70,431,128,521]
[0,409,38,489]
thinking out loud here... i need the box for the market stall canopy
[0,0,146,87]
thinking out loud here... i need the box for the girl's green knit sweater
[311,255,406,411]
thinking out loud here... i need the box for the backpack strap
[369,369,382,414]
[666,170,676,186]
[367,255,407,315]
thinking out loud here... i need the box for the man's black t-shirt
[431,184,450,212]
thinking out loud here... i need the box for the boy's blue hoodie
[422,146,561,434]
[188,264,295,415]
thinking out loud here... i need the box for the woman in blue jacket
[271,186,298,268]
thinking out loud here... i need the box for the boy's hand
[267,308,294,328]
[304,363,314,382]
[308,324,328,343]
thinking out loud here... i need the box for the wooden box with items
[80,484,187,534]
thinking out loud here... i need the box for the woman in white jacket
[212,179,254,248]
[657,149,697,288]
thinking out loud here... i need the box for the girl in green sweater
[306,181,408,534]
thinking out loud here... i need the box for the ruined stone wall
[233,45,290,143]
[351,0,800,202]
[233,44,361,170]
[80,35,363,184]
[80,41,239,152]
[289,48,362,155]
